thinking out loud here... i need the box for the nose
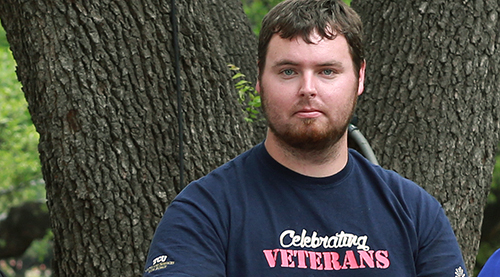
[299,72,317,98]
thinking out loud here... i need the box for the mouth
[294,108,323,119]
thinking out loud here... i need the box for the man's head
[258,0,364,80]
[256,0,366,154]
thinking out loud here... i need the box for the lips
[294,108,323,118]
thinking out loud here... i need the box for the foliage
[24,230,53,263]
[242,0,282,35]
[229,64,262,122]
[0,24,50,276]
[0,26,44,213]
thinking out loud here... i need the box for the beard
[261,88,357,153]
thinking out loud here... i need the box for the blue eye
[282,69,295,76]
[323,69,334,75]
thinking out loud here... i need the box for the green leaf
[232,73,245,79]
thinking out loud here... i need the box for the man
[144,0,468,276]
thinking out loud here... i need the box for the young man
[144,0,468,276]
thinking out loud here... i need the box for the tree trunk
[352,0,500,273]
[0,0,259,275]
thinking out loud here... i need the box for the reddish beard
[261,90,357,152]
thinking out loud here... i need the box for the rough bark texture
[0,0,259,275]
[352,0,500,273]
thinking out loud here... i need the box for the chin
[271,120,347,152]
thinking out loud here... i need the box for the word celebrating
[280,229,370,251]
[263,249,390,270]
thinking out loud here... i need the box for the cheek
[323,80,359,102]
[263,94,288,113]
[321,91,357,118]
[260,80,292,106]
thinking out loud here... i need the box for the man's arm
[414,205,468,277]
[144,182,228,276]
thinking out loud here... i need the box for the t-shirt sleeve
[143,181,228,277]
[414,198,468,277]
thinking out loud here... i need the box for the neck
[264,129,349,177]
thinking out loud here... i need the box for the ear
[357,61,366,96]
[256,68,262,94]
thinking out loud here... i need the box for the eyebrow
[272,59,344,68]
[272,59,300,68]
[318,61,344,67]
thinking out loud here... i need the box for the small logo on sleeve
[455,266,466,277]
[145,255,175,274]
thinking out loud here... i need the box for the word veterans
[263,249,390,271]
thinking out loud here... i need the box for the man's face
[257,32,365,151]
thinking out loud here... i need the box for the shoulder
[176,143,265,200]
[348,149,443,216]
[349,149,432,197]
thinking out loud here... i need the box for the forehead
[266,32,352,66]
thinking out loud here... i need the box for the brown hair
[258,0,364,77]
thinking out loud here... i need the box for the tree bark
[352,0,500,273]
[0,0,259,275]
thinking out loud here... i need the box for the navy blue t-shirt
[144,143,467,276]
